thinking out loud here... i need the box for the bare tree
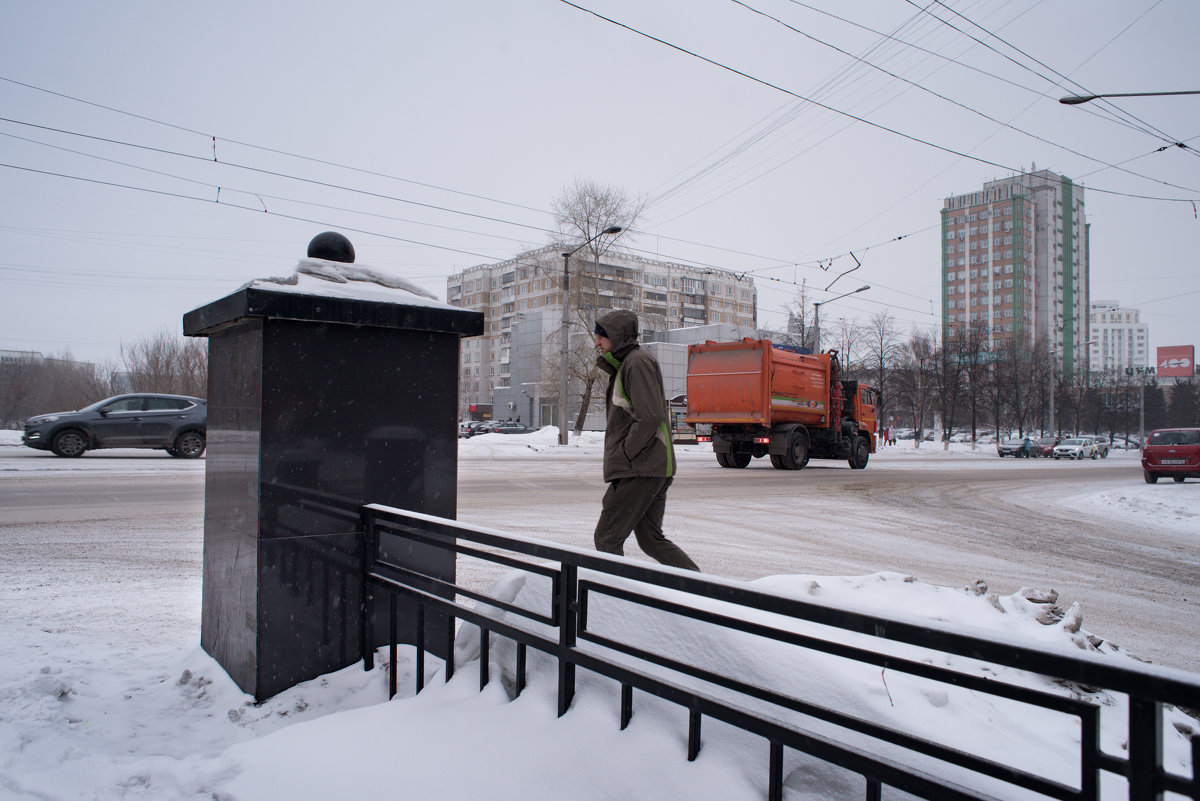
[893,331,937,448]
[0,351,115,429]
[779,283,814,352]
[551,178,643,433]
[958,319,992,445]
[862,311,902,436]
[931,330,967,448]
[121,329,208,397]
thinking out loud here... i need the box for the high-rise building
[941,167,1090,376]
[1088,299,1149,375]
[446,245,757,420]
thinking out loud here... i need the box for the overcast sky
[2,0,1197,367]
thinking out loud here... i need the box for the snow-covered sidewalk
[0,429,1196,800]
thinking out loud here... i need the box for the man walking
[591,310,700,571]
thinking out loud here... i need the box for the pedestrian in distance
[591,310,700,572]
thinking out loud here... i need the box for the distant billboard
[1157,345,1196,377]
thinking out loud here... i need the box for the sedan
[1142,428,1200,484]
[997,438,1035,457]
[22,393,207,458]
[493,421,536,435]
[1052,438,1098,460]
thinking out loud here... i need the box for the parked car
[1088,436,1110,458]
[458,421,489,439]
[493,421,536,435]
[1052,438,1098,460]
[976,433,998,445]
[998,437,1035,457]
[22,393,207,458]
[1141,428,1200,484]
[1034,437,1058,457]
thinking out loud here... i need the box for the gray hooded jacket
[595,309,676,482]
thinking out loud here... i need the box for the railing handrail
[364,502,1200,707]
[361,503,1199,801]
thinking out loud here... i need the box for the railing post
[557,563,578,717]
[388,593,397,699]
[1080,703,1101,801]
[769,742,783,801]
[360,508,377,671]
[1127,696,1162,801]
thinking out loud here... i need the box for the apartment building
[1088,299,1149,375]
[941,167,1090,376]
[446,245,757,420]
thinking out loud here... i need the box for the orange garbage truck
[685,339,879,470]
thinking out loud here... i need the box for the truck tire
[848,436,870,469]
[770,427,809,470]
[716,452,750,468]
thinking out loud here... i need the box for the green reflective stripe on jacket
[607,352,633,410]
[658,421,675,476]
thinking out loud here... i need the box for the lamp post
[812,284,869,354]
[558,225,623,445]
[1059,90,1200,105]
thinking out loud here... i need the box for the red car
[1141,428,1200,484]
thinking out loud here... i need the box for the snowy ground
[0,429,1196,800]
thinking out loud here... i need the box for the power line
[909,0,1189,148]
[558,1,1199,208]
[726,0,1200,195]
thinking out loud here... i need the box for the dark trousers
[593,476,699,571]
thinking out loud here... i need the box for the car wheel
[1100,451,1107,459]
[1174,476,1186,484]
[172,431,206,458]
[51,429,88,457]
[1091,452,1098,460]
[1144,471,1158,484]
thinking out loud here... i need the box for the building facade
[446,245,758,421]
[1088,299,1149,375]
[941,167,1090,376]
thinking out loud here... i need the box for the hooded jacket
[595,309,676,482]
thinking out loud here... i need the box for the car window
[1152,430,1199,446]
[146,397,191,411]
[104,397,146,413]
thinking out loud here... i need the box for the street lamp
[558,225,623,445]
[812,285,869,354]
[1059,90,1200,105]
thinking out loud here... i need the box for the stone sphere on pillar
[307,231,356,263]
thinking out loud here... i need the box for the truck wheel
[848,436,870,470]
[771,427,809,470]
[730,453,750,468]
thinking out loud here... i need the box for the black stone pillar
[184,258,482,701]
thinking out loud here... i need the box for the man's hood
[597,309,639,357]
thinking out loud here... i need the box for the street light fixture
[1059,90,1200,105]
[558,225,623,445]
[812,285,869,354]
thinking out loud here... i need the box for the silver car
[1052,438,1098,460]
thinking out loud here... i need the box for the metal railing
[360,504,1200,801]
